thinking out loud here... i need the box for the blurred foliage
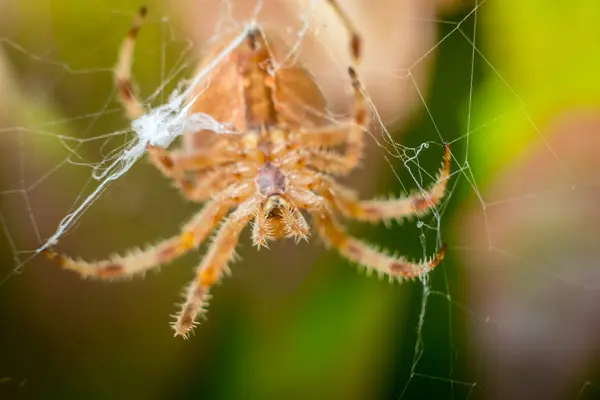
[471,0,600,179]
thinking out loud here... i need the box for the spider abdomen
[184,28,329,152]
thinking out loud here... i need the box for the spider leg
[178,163,256,203]
[312,209,446,280]
[115,6,147,120]
[287,186,329,213]
[300,144,451,222]
[284,1,363,173]
[324,0,361,61]
[171,196,260,338]
[288,189,445,279]
[281,68,367,176]
[146,135,254,205]
[149,142,256,203]
[43,184,252,279]
[114,7,185,180]
[324,67,367,174]
[114,7,211,180]
[148,138,245,176]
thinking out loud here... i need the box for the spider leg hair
[172,196,260,338]
[43,184,252,280]
[303,144,451,222]
[287,189,445,279]
[313,210,446,281]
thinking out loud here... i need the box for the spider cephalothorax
[45,2,450,338]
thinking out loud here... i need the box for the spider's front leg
[172,196,261,338]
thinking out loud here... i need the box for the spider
[44,2,450,339]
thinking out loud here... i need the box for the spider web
[1,0,599,398]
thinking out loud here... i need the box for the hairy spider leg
[43,185,251,279]
[172,196,260,338]
[286,188,446,280]
[114,7,239,185]
[282,67,368,176]
[304,144,451,222]
[313,210,446,281]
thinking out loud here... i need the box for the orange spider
[45,2,450,338]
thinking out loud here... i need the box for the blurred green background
[1,0,600,399]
